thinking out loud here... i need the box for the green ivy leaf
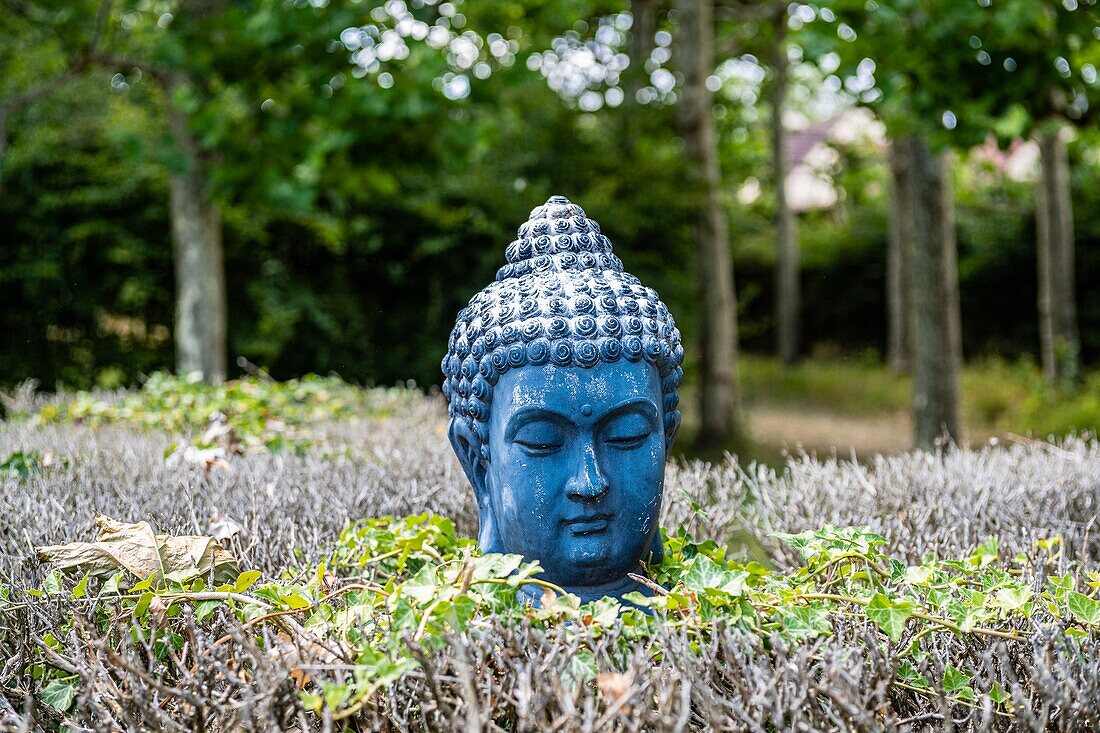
[234,569,262,593]
[442,595,477,632]
[403,565,439,605]
[194,599,222,623]
[865,592,915,642]
[1067,591,1100,625]
[282,591,312,610]
[942,665,975,700]
[682,555,748,597]
[133,592,153,618]
[102,571,123,595]
[969,537,999,569]
[71,572,90,599]
[1,450,42,477]
[621,590,653,607]
[42,570,62,596]
[40,677,78,712]
[903,565,934,586]
[896,660,929,690]
[992,586,1032,613]
[132,574,156,592]
[472,553,523,581]
[564,648,597,689]
[320,681,351,710]
[776,604,832,640]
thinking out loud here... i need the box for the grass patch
[740,354,909,415]
[738,354,1099,437]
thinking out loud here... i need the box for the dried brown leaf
[36,511,238,582]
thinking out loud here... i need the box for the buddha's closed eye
[513,422,566,455]
[603,412,656,449]
[604,433,650,448]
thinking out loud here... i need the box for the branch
[0,71,80,117]
[87,51,176,85]
[0,0,113,116]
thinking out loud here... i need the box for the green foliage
[16,514,1098,723]
[32,371,411,453]
[806,0,1099,143]
[39,677,78,713]
[0,449,69,476]
[2,0,1099,409]
[1,449,42,476]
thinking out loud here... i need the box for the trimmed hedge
[1,385,1098,730]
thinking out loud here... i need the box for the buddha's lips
[564,514,612,535]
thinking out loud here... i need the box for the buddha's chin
[540,537,639,588]
[556,572,648,604]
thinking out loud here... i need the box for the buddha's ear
[448,417,486,495]
[448,418,502,553]
[664,411,682,456]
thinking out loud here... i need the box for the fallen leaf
[208,514,242,542]
[596,672,632,705]
[166,445,231,472]
[148,595,168,628]
[37,511,239,583]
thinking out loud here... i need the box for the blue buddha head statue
[442,196,684,602]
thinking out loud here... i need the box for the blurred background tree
[1,0,1097,458]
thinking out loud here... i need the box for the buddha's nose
[567,444,609,502]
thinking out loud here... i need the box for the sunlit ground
[676,354,1099,466]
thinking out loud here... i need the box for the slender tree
[766,8,799,366]
[907,135,960,446]
[952,2,1096,383]
[164,77,227,382]
[884,134,962,446]
[886,140,913,373]
[939,152,963,371]
[808,0,983,448]
[626,0,657,104]
[676,0,742,446]
[1036,126,1080,384]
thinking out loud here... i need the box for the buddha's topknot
[442,195,684,462]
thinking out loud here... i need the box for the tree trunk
[622,0,656,154]
[167,99,227,383]
[907,134,960,450]
[768,16,799,366]
[627,0,656,105]
[1036,128,1079,383]
[675,0,742,447]
[1035,158,1056,381]
[940,152,963,371]
[886,140,913,373]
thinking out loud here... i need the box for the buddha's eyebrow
[504,406,572,440]
[598,398,660,427]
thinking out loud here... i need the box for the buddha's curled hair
[441,195,684,462]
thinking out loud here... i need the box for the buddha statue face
[443,196,683,602]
